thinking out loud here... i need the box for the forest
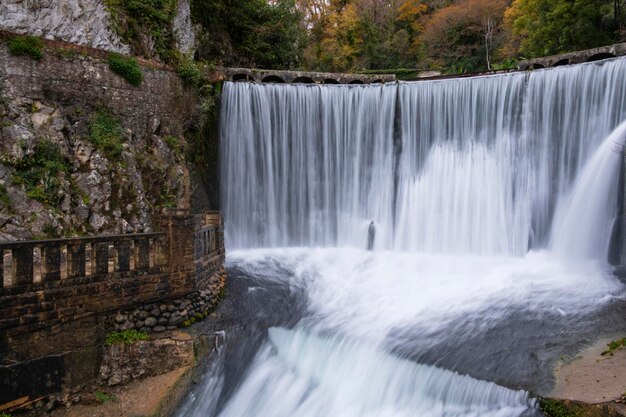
[189,0,626,74]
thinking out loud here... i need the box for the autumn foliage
[189,0,626,74]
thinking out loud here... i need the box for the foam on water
[227,248,624,343]
[214,327,534,417]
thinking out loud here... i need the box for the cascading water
[222,58,626,254]
[179,58,626,417]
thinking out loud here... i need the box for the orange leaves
[397,0,428,22]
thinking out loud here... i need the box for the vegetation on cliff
[105,329,150,345]
[7,34,43,61]
[105,0,178,60]
[108,53,143,86]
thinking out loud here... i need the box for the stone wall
[0,210,226,410]
[0,34,196,240]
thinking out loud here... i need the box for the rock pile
[110,271,226,333]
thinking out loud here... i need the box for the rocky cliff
[0,37,198,240]
[0,0,198,60]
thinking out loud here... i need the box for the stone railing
[0,210,226,410]
[204,67,396,85]
[0,233,165,289]
[518,42,626,70]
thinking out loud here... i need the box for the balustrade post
[13,246,34,286]
[136,238,150,270]
[67,243,86,278]
[43,244,61,282]
[0,249,4,288]
[93,242,109,275]
[115,241,132,272]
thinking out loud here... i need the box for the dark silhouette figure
[367,221,376,251]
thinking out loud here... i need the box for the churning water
[179,58,626,417]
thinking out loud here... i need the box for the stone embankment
[0,210,226,414]
[110,288,223,334]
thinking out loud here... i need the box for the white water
[216,327,533,417]
[180,58,626,417]
[551,120,626,259]
[222,59,626,254]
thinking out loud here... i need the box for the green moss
[157,185,178,208]
[108,53,143,86]
[181,320,191,327]
[8,35,44,61]
[105,329,149,345]
[175,53,204,87]
[0,184,10,208]
[88,110,124,159]
[165,135,183,158]
[601,337,626,355]
[0,412,13,417]
[194,312,203,321]
[94,391,114,403]
[11,140,69,206]
[52,48,78,59]
[42,223,60,239]
[539,399,583,417]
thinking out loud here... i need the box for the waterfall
[550,120,626,259]
[221,58,626,259]
[181,58,626,417]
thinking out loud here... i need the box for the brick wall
[0,210,226,409]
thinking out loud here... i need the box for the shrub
[105,0,177,61]
[165,136,183,157]
[108,53,143,86]
[175,53,203,87]
[94,391,114,403]
[0,184,10,208]
[0,412,13,417]
[8,35,43,60]
[601,337,626,355]
[539,398,582,417]
[105,329,149,345]
[12,141,69,206]
[88,110,124,159]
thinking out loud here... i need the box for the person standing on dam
[368,220,376,250]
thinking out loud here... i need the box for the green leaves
[88,110,125,160]
[7,35,43,60]
[105,329,150,345]
[506,0,617,58]
[190,0,306,70]
[108,53,143,86]
[12,141,69,207]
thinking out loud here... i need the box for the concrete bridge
[518,42,626,70]
[208,67,396,84]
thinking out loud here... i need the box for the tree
[420,0,507,72]
[190,0,306,69]
[503,0,616,58]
